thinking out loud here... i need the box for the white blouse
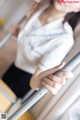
[14,14,74,74]
[14,0,74,73]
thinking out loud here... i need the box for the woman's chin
[54,1,67,13]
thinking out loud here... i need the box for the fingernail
[68,72,74,78]
[55,84,61,90]
[63,80,66,85]
[53,90,58,94]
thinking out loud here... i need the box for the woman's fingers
[58,72,74,79]
[48,75,65,84]
[39,62,65,79]
[42,71,74,94]
[39,62,74,94]
[42,81,58,94]
[42,76,64,94]
[43,78,62,89]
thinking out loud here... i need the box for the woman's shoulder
[63,21,73,36]
[61,21,74,44]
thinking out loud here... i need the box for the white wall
[0,0,33,28]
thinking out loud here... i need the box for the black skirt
[2,64,32,98]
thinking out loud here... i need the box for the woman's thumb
[39,62,65,78]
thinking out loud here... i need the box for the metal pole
[21,89,35,104]
[0,16,26,47]
[8,52,80,120]
[0,33,12,47]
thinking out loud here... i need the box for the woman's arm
[30,67,42,90]
[8,24,20,37]
[8,0,41,37]
[30,63,74,94]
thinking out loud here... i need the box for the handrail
[0,33,12,47]
[8,52,80,120]
[0,16,26,47]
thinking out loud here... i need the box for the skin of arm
[30,67,42,90]
[8,0,41,37]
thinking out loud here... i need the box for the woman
[2,0,80,98]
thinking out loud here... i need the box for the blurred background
[0,0,33,77]
[0,1,80,120]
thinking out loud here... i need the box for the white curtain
[61,97,80,120]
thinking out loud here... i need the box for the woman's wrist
[30,77,42,90]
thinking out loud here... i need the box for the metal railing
[0,16,26,47]
[7,52,80,120]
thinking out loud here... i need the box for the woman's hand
[41,63,74,94]
[30,62,74,94]
[8,24,20,37]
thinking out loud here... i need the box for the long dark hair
[63,12,80,30]
[51,0,80,30]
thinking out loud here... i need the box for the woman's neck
[46,5,66,22]
[39,4,66,25]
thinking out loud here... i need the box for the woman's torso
[14,2,74,74]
